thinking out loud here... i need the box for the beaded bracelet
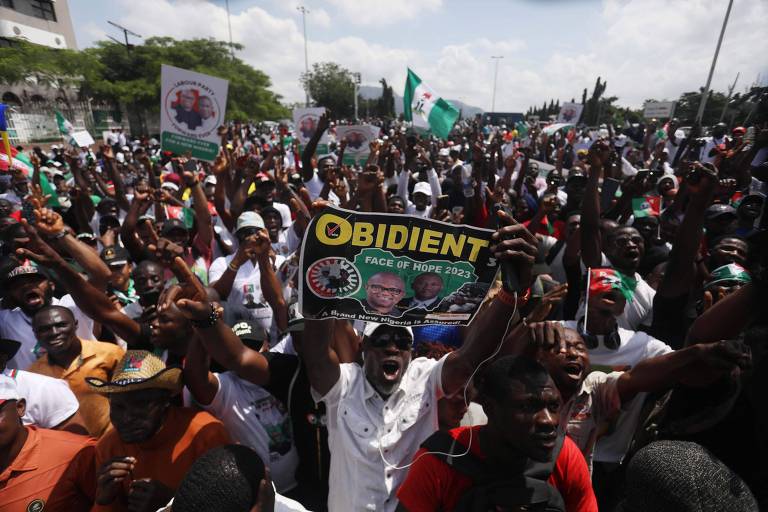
[496,287,531,307]
[191,302,223,329]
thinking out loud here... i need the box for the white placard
[160,64,229,162]
[71,130,95,148]
[643,101,676,119]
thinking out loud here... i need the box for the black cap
[100,245,130,267]
[231,321,268,345]
[705,203,737,221]
[160,218,189,235]
[0,259,44,285]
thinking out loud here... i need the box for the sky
[69,0,768,112]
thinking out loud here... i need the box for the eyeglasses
[369,334,412,351]
[367,284,403,295]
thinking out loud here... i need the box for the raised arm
[183,336,219,406]
[257,242,288,333]
[441,210,538,395]
[176,301,270,387]
[580,141,610,268]
[656,163,716,298]
[33,207,112,290]
[183,165,213,248]
[301,112,330,182]
[300,318,341,397]
[100,147,130,212]
[16,221,143,344]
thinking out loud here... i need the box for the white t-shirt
[1,295,95,370]
[560,321,672,463]
[4,369,80,428]
[304,172,342,206]
[313,356,446,512]
[208,254,286,335]
[700,135,727,164]
[193,372,299,493]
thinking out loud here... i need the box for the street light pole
[490,56,503,113]
[695,0,733,125]
[297,6,311,107]
[225,0,235,59]
[353,72,361,121]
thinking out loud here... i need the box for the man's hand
[102,145,115,161]
[490,209,539,290]
[32,207,66,238]
[587,140,611,169]
[526,320,567,353]
[95,456,136,505]
[251,468,275,512]
[540,194,558,215]
[685,162,718,201]
[525,283,568,323]
[233,230,271,266]
[15,219,65,268]
[317,111,331,133]
[212,152,229,175]
[127,478,175,512]
[680,340,752,387]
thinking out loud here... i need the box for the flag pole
[0,104,12,171]
[583,267,591,334]
[695,0,734,125]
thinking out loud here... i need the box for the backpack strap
[419,430,490,481]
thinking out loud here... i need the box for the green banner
[161,131,219,161]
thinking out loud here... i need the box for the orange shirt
[93,406,230,512]
[28,339,124,438]
[0,426,96,512]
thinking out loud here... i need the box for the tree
[301,62,355,118]
[0,38,289,134]
[81,38,288,123]
[376,78,395,118]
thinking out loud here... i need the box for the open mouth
[381,360,401,380]
[563,362,583,380]
[533,433,557,450]
[24,290,44,308]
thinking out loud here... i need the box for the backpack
[420,429,566,512]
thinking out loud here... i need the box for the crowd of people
[0,110,765,512]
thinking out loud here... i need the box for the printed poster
[160,64,229,162]
[556,102,583,124]
[299,206,499,326]
[335,125,380,165]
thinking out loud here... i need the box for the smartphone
[437,194,450,211]
[601,178,621,211]
[183,160,198,173]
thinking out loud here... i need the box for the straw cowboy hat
[86,350,182,394]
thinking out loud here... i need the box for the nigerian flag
[55,111,74,143]
[403,68,459,140]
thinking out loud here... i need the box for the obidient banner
[299,206,499,326]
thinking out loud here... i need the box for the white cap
[362,322,414,340]
[438,148,450,157]
[116,152,125,163]
[236,211,265,233]
[161,181,179,192]
[0,374,21,403]
[204,175,217,186]
[413,182,432,197]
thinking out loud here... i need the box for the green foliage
[0,38,288,122]
[301,62,355,117]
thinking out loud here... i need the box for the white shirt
[193,372,299,493]
[397,168,440,219]
[560,371,624,472]
[313,356,446,512]
[0,295,95,370]
[560,321,672,463]
[3,369,80,428]
[208,254,286,334]
[304,172,342,206]
[700,135,727,164]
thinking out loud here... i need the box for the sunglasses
[369,334,412,351]
[368,284,403,295]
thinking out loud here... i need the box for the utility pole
[297,6,311,107]
[490,56,503,113]
[353,72,361,120]
[225,0,235,59]
[718,72,740,122]
[695,0,733,125]
[107,20,141,53]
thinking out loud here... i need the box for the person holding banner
[301,210,539,512]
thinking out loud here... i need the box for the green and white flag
[403,68,459,140]
[55,111,73,137]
